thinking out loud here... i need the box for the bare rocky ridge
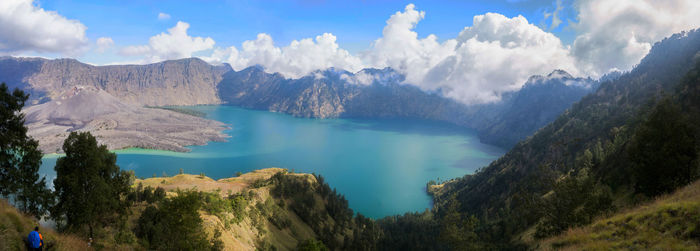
[0,56,232,153]
[1,56,231,106]
[23,87,229,153]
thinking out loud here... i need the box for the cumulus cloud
[204,33,364,78]
[115,2,700,105]
[205,4,577,104]
[362,6,577,104]
[96,37,114,53]
[571,0,700,76]
[0,0,88,55]
[362,4,457,85]
[121,21,215,63]
[158,12,170,20]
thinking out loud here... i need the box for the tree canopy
[136,190,221,250]
[0,82,52,217]
[51,131,131,238]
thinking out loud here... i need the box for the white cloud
[96,37,114,53]
[158,12,170,20]
[571,0,700,77]
[362,4,457,85]
[341,72,375,85]
[121,21,215,63]
[362,6,577,104]
[204,33,364,78]
[111,2,700,105]
[206,4,578,104]
[0,0,88,55]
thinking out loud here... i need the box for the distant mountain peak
[546,69,573,79]
[522,69,597,90]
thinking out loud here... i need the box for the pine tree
[629,98,699,196]
[51,131,131,238]
[0,82,52,217]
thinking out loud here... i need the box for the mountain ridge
[0,56,231,106]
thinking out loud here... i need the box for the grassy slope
[0,199,87,251]
[540,180,700,250]
[134,168,321,250]
[1,168,331,251]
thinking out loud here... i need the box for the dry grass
[0,199,89,251]
[135,168,320,250]
[134,167,299,196]
[1,168,322,251]
[539,180,700,250]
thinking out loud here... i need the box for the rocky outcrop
[0,56,231,106]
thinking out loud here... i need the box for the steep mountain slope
[0,57,231,106]
[132,168,380,250]
[217,66,355,118]
[541,180,700,250]
[0,199,88,250]
[433,28,700,246]
[471,70,597,147]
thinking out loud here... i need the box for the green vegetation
[146,106,207,117]
[543,180,700,250]
[200,189,250,228]
[136,190,222,250]
[51,131,132,239]
[535,168,613,238]
[127,183,166,204]
[359,29,700,250]
[406,29,700,249]
[297,239,329,251]
[376,211,441,250]
[629,98,699,196]
[0,199,87,250]
[0,82,52,218]
[3,29,700,250]
[269,172,381,250]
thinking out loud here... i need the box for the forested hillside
[427,29,700,248]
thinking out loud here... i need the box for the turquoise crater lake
[40,105,504,218]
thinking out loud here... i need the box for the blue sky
[37,0,575,59]
[3,0,698,104]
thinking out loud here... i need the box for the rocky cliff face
[217,66,355,118]
[0,56,231,106]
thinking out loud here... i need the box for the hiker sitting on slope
[27,226,44,251]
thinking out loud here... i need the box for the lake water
[40,105,504,218]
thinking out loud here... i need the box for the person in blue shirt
[27,226,43,251]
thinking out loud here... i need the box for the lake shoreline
[39,105,505,218]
